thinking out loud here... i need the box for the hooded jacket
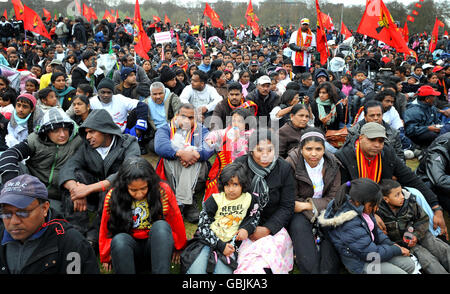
[58,109,140,187]
[0,108,82,200]
[403,101,441,138]
[318,196,402,274]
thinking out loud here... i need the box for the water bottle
[226,126,240,141]
[403,226,414,245]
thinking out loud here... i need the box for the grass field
[98,152,447,274]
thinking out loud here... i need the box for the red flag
[187,18,192,26]
[12,0,25,20]
[153,16,161,22]
[246,0,260,36]
[82,4,91,22]
[199,35,206,55]
[341,21,352,40]
[419,0,424,1]
[429,18,445,53]
[42,8,51,22]
[134,0,152,60]
[116,10,119,21]
[74,0,82,14]
[319,12,334,31]
[445,31,449,36]
[415,3,422,8]
[315,0,329,65]
[164,14,171,24]
[403,21,409,43]
[357,0,410,55]
[412,10,418,16]
[176,33,182,55]
[407,15,414,22]
[23,5,51,39]
[103,10,116,23]
[203,18,208,27]
[2,9,6,19]
[90,7,98,20]
[203,3,223,29]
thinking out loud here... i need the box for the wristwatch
[432,206,443,212]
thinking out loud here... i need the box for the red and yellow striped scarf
[169,117,196,145]
[355,139,382,183]
[295,28,313,66]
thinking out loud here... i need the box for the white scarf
[304,157,325,199]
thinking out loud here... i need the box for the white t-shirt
[179,84,223,112]
[89,94,139,132]
[289,30,316,67]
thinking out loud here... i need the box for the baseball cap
[49,59,62,66]
[0,175,48,209]
[194,52,202,60]
[432,65,444,73]
[422,64,434,70]
[250,60,259,66]
[301,18,310,25]
[120,66,136,81]
[360,122,387,139]
[257,75,271,85]
[417,85,441,97]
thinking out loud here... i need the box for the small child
[349,70,374,118]
[23,79,39,95]
[319,178,415,274]
[181,162,259,274]
[377,179,450,274]
[36,88,59,115]
[340,74,353,97]
[0,91,15,120]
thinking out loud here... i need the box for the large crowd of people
[0,12,449,275]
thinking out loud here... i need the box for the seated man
[179,70,223,121]
[0,174,99,274]
[89,78,148,135]
[210,82,258,130]
[112,54,150,86]
[142,81,182,152]
[114,67,139,99]
[154,103,213,224]
[58,109,140,247]
[346,100,405,162]
[416,132,450,213]
[246,75,280,127]
[404,85,443,147]
[71,49,105,90]
[0,108,82,215]
[335,122,448,241]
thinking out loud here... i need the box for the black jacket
[0,210,99,274]
[415,132,450,196]
[71,66,105,90]
[234,155,295,235]
[335,136,440,208]
[246,88,280,121]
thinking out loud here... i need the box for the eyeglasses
[0,203,42,219]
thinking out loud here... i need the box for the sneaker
[404,150,415,160]
[184,204,200,224]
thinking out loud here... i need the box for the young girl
[36,88,59,115]
[181,162,259,274]
[0,90,15,120]
[318,178,415,274]
[70,94,92,126]
[204,108,255,201]
[99,157,187,274]
[340,74,353,97]
[23,79,39,95]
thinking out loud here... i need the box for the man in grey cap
[246,75,280,126]
[335,122,448,241]
[0,174,99,274]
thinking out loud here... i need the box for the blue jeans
[186,245,233,274]
[110,220,174,274]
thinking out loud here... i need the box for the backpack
[94,31,105,43]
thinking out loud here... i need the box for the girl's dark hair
[72,94,90,105]
[107,157,163,237]
[290,103,309,116]
[280,89,298,105]
[77,83,94,98]
[210,70,224,84]
[218,162,249,193]
[379,179,401,197]
[0,88,17,105]
[239,70,250,80]
[0,76,10,87]
[314,81,339,104]
[299,127,324,149]
[37,88,55,101]
[230,108,253,130]
[50,72,67,83]
[26,79,39,90]
[332,178,382,212]
[248,128,278,155]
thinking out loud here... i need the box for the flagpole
[339,4,344,43]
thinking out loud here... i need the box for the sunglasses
[0,203,42,219]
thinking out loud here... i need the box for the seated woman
[285,128,342,274]
[277,104,311,158]
[310,81,348,153]
[203,108,255,202]
[70,95,92,126]
[49,72,76,111]
[238,70,256,98]
[99,157,187,274]
[233,129,296,274]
